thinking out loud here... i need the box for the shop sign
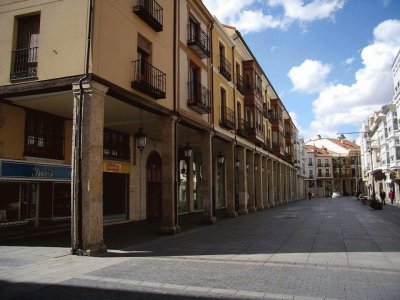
[103,161,130,174]
[0,161,71,180]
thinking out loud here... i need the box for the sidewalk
[1,197,400,299]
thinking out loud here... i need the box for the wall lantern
[135,128,147,153]
[255,165,258,171]
[217,152,225,164]
[246,163,249,170]
[235,159,240,168]
[183,142,193,158]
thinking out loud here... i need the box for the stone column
[224,143,237,217]
[247,150,256,212]
[263,157,269,209]
[255,154,264,210]
[237,146,248,215]
[72,81,107,256]
[161,115,178,234]
[201,131,217,224]
[269,159,275,207]
[278,163,283,205]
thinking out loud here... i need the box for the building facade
[360,104,400,203]
[305,136,362,198]
[0,0,304,255]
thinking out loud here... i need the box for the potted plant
[369,198,383,210]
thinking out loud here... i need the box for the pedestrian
[389,190,394,205]
[308,192,312,200]
[380,190,386,205]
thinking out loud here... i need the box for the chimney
[317,135,321,139]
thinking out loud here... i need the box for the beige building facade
[0,0,303,255]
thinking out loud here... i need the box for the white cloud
[268,0,345,22]
[203,0,345,34]
[292,19,400,138]
[345,57,354,65]
[288,59,331,93]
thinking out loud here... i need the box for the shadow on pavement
[0,280,222,300]
[2,198,400,257]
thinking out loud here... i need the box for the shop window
[103,128,130,160]
[24,110,64,160]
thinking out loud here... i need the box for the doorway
[146,151,162,219]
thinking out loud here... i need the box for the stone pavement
[1,197,400,299]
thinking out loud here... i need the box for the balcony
[10,47,38,80]
[187,81,211,114]
[220,106,235,130]
[219,55,231,81]
[187,23,210,59]
[133,0,163,32]
[235,74,245,95]
[132,60,166,99]
[238,118,251,137]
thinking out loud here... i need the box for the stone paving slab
[1,197,400,299]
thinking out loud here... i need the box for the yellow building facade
[0,0,303,255]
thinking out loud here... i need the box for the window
[24,110,64,160]
[137,35,151,80]
[308,158,313,166]
[103,128,130,160]
[11,14,40,80]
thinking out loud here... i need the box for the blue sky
[203,0,400,141]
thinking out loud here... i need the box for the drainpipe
[72,0,94,254]
[173,0,180,230]
[209,22,216,220]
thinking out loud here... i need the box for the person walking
[308,192,312,200]
[389,190,394,205]
[380,190,386,205]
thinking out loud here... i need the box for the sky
[202,0,400,141]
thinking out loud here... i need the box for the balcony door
[137,35,151,81]
[188,61,200,101]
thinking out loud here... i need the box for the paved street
[1,197,400,299]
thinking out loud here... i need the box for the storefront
[103,161,129,221]
[0,160,71,227]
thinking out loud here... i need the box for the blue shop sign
[0,161,71,180]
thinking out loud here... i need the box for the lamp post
[368,147,376,200]
[235,158,240,211]
[254,164,258,209]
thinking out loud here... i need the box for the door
[146,151,162,219]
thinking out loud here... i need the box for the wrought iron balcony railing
[132,60,166,99]
[187,81,211,114]
[220,106,235,130]
[10,47,38,80]
[219,55,231,81]
[235,73,245,95]
[187,22,210,58]
[238,118,251,137]
[133,0,163,32]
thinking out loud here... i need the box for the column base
[225,211,238,218]
[238,209,248,215]
[161,225,180,235]
[201,215,217,225]
[264,204,270,209]
[257,205,265,210]
[72,243,107,256]
[248,207,257,213]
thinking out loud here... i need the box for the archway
[146,151,162,219]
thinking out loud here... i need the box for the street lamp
[368,147,376,200]
[217,152,225,164]
[235,158,240,211]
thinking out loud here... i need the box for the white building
[306,136,362,198]
[360,104,400,203]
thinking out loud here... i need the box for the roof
[327,138,359,150]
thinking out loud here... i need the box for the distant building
[305,136,362,197]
